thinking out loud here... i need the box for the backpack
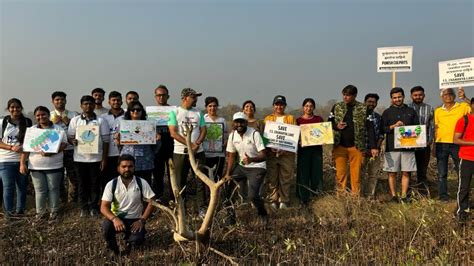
[460,115,469,139]
[111,176,143,202]
[1,115,33,142]
[230,128,259,145]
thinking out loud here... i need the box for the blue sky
[1,0,473,114]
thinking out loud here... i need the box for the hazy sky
[1,0,473,115]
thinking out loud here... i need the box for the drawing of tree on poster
[203,122,224,153]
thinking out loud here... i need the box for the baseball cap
[273,95,287,105]
[232,112,248,121]
[181,88,202,98]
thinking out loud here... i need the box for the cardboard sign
[76,125,99,154]
[119,120,156,145]
[394,125,427,149]
[263,121,300,153]
[23,127,65,153]
[300,122,334,147]
[439,57,474,89]
[146,106,177,126]
[203,122,224,153]
[377,46,413,72]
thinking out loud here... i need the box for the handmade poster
[377,46,413,72]
[439,57,474,89]
[23,127,64,153]
[394,125,427,149]
[119,120,156,145]
[203,122,224,153]
[263,121,300,153]
[146,106,177,126]
[76,125,99,154]
[300,122,334,147]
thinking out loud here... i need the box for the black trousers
[75,162,101,211]
[457,159,474,216]
[102,218,146,251]
[153,140,173,197]
[102,156,119,192]
[414,146,431,183]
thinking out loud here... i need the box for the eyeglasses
[130,108,142,112]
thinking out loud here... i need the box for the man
[224,112,267,224]
[330,85,377,196]
[50,91,80,203]
[381,87,419,202]
[453,97,474,224]
[68,95,110,217]
[434,87,470,201]
[362,93,384,197]
[101,91,125,189]
[91,88,109,116]
[407,86,434,194]
[100,154,155,255]
[168,88,206,195]
[125,91,139,106]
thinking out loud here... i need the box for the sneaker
[271,203,278,210]
[390,196,399,203]
[400,197,411,204]
[49,212,58,221]
[80,209,88,218]
[279,202,288,209]
[35,212,47,220]
[90,209,98,217]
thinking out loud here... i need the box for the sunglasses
[130,108,143,112]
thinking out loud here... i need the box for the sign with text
[377,46,413,72]
[439,57,474,89]
[263,121,300,153]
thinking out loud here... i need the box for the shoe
[457,212,469,225]
[271,203,278,210]
[390,196,399,203]
[90,209,98,217]
[439,196,450,202]
[400,197,411,204]
[49,212,58,221]
[80,209,88,218]
[35,212,47,220]
[279,202,288,209]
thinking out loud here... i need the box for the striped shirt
[407,102,434,144]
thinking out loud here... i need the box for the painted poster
[263,121,300,153]
[23,127,64,153]
[300,122,334,147]
[439,57,474,89]
[76,125,99,154]
[394,125,427,149]
[146,106,177,126]
[119,120,156,145]
[377,46,413,72]
[203,122,224,153]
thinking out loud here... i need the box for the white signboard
[394,125,427,149]
[23,127,65,153]
[263,121,300,153]
[76,125,99,154]
[119,120,156,145]
[439,57,474,89]
[146,106,177,126]
[377,46,413,72]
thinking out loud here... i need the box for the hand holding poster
[76,125,99,154]
[377,46,413,72]
[263,121,300,153]
[119,120,156,145]
[439,57,474,89]
[203,122,224,153]
[23,127,64,153]
[146,106,177,126]
[394,125,427,149]
[300,122,334,147]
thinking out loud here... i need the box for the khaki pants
[333,145,363,196]
[362,156,382,196]
[266,152,295,204]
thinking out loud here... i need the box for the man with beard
[91,88,109,116]
[125,91,139,106]
[224,112,267,224]
[100,154,155,256]
[407,86,434,195]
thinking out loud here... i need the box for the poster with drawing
[203,122,224,153]
[394,125,427,149]
[146,106,177,126]
[119,120,156,145]
[300,122,334,147]
[23,127,65,153]
[76,125,99,154]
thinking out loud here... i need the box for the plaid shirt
[366,111,383,150]
[407,102,434,144]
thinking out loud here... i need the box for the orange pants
[333,145,364,196]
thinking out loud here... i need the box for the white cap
[232,112,248,121]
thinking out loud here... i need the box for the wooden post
[392,72,396,88]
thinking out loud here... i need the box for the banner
[263,121,300,153]
[300,122,334,147]
[119,120,156,145]
[76,125,99,154]
[394,125,427,149]
[439,57,474,89]
[203,122,224,153]
[23,127,64,153]
[377,46,413,72]
[146,106,177,126]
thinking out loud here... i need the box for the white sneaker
[271,203,278,210]
[279,202,288,209]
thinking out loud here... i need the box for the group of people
[0,84,473,255]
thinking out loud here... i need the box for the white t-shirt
[226,127,266,169]
[101,112,124,157]
[50,109,79,151]
[28,124,68,170]
[67,114,110,162]
[168,106,205,154]
[101,176,155,219]
[0,118,22,162]
[203,114,228,158]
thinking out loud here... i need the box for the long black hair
[5,98,31,144]
[124,101,147,120]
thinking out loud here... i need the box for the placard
[377,46,413,72]
[394,125,427,149]
[146,106,177,126]
[203,122,224,153]
[439,57,474,89]
[76,125,99,154]
[263,121,300,153]
[23,127,64,153]
[119,120,156,145]
[300,122,334,147]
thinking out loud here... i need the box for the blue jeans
[0,162,28,214]
[435,143,460,199]
[30,168,63,215]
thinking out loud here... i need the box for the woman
[116,101,160,185]
[0,98,32,217]
[242,100,264,134]
[263,95,296,209]
[20,106,67,220]
[296,98,324,206]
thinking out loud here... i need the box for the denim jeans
[435,143,460,199]
[0,161,28,214]
[30,168,63,215]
